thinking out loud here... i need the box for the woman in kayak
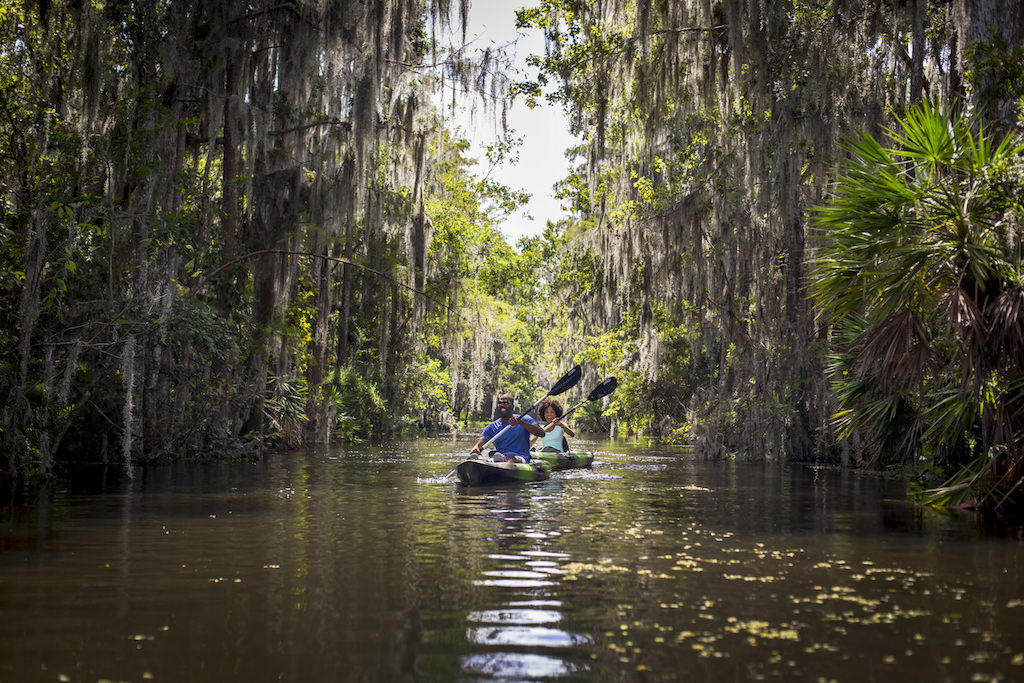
[534,399,576,453]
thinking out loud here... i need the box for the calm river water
[2,437,1024,682]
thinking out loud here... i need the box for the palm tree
[811,102,1024,509]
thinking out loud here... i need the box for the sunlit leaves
[811,103,1024,489]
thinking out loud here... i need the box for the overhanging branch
[189,249,461,317]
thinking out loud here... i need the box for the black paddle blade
[548,364,582,396]
[586,376,618,401]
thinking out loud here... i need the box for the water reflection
[474,578,555,588]
[452,481,594,678]
[467,624,588,648]
[467,608,563,624]
[461,652,584,678]
[2,438,1024,681]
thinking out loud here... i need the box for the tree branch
[189,249,462,318]
[231,5,320,28]
[271,119,352,137]
[649,25,727,35]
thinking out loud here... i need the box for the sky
[440,2,579,243]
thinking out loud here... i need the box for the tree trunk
[222,55,239,270]
[910,0,926,102]
[307,246,332,443]
[953,0,1024,129]
[337,157,356,365]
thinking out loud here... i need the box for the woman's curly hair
[537,399,564,419]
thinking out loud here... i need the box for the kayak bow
[455,456,551,486]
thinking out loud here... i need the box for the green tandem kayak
[454,450,594,486]
[533,450,594,471]
[455,457,551,486]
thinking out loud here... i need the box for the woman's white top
[541,425,565,451]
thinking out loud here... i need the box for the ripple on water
[508,599,562,607]
[482,570,550,580]
[522,550,570,558]
[559,471,622,480]
[473,578,555,588]
[554,469,607,480]
[416,476,456,484]
[461,652,586,678]
[467,609,563,625]
[522,531,557,539]
[467,625,591,647]
[620,463,668,471]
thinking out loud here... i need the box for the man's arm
[510,414,545,438]
[470,423,497,454]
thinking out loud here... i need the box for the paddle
[560,376,617,422]
[443,365,583,479]
[531,376,618,445]
[477,364,583,453]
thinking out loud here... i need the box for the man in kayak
[469,394,546,463]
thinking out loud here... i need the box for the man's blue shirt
[480,415,537,460]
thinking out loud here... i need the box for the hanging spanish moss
[0,0,515,473]
[2,0,1020,478]
[521,0,1020,461]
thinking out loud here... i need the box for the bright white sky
[440,1,578,243]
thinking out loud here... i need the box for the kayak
[455,456,551,486]
[533,450,594,471]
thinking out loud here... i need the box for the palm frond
[812,102,1024,488]
[854,309,931,392]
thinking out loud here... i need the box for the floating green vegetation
[722,574,780,583]
[562,560,631,581]
[722,618,801,642]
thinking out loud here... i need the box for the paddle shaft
[475,365,582,453]
[529,376,617,444]
[480,399,544,451]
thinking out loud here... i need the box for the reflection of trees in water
[490,486,528,551]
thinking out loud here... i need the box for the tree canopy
[3,0,1024,512]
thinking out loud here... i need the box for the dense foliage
[0,0,537,475]
[511,0,1023,472]
[4,0,1024,514]
[813,104,1024,506]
